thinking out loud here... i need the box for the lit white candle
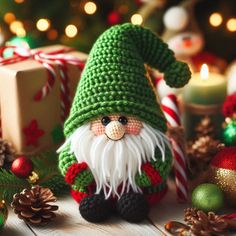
[183,64,227,105]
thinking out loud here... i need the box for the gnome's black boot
[117,192,149,223]
[79,194,112,222]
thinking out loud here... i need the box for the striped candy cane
[161,94,188,202]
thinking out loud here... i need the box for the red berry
[11,156,33,178]
[222,93,236,118]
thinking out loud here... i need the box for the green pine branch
[38,172,69,195]
[0,169,30,204]
[30,151,69,195]
[30,151,59,169]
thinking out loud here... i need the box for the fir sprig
[30,151,69,195]
[0,169,30,203]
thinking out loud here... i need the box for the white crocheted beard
[62,122,171,199]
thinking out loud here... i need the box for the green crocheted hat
[64,23,191,136]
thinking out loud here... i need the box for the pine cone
[184,208,228,236]
[0,139,15,167]
[187,136,221,176]
[195,116,215,138]
[11,185,58,225]
[184,208,198,225]
[188,136,220,160]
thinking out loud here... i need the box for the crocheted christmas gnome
[58,23,191,223]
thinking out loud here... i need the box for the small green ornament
[9,35,38,48]
[191,183,224,212]
[0,200,8,230]
[4,35,39,58]
[51,124,65,144]
[222,118,236,146]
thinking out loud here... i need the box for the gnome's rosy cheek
[90,119,106,136]
[90,115,143,139]
[125,116,143,135]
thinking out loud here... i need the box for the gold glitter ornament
[209,147,236,206]
[209,167,236,206]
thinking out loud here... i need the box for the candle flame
[200,64,209,80]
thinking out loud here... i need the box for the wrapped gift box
[0,45,87,154]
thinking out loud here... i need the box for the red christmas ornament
[11,156,33,178]
[107,11,121,25]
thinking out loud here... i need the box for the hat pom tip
[164,61,191,88]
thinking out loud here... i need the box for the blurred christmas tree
[1,0,235,60]
[0,0,148,52]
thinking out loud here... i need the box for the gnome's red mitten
[59,144,94,203]
[65,162,94,203]
[65,162,94,187]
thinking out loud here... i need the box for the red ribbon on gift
[0,46,85,121]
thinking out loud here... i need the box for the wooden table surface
[3,183,236,236]
[2,181,190,236]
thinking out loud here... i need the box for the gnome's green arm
[135,146,172,188]
[59,144,94,188]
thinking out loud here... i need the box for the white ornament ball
[164,6,188,31]
[227,61,236,95]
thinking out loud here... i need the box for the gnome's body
[58,23,191,223]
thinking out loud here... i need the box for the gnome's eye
[118,116,128,125]
[101,116,111,126]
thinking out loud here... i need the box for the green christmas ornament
[0,200,8,230]
[222,118,236,146]
[191,183,224,213]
